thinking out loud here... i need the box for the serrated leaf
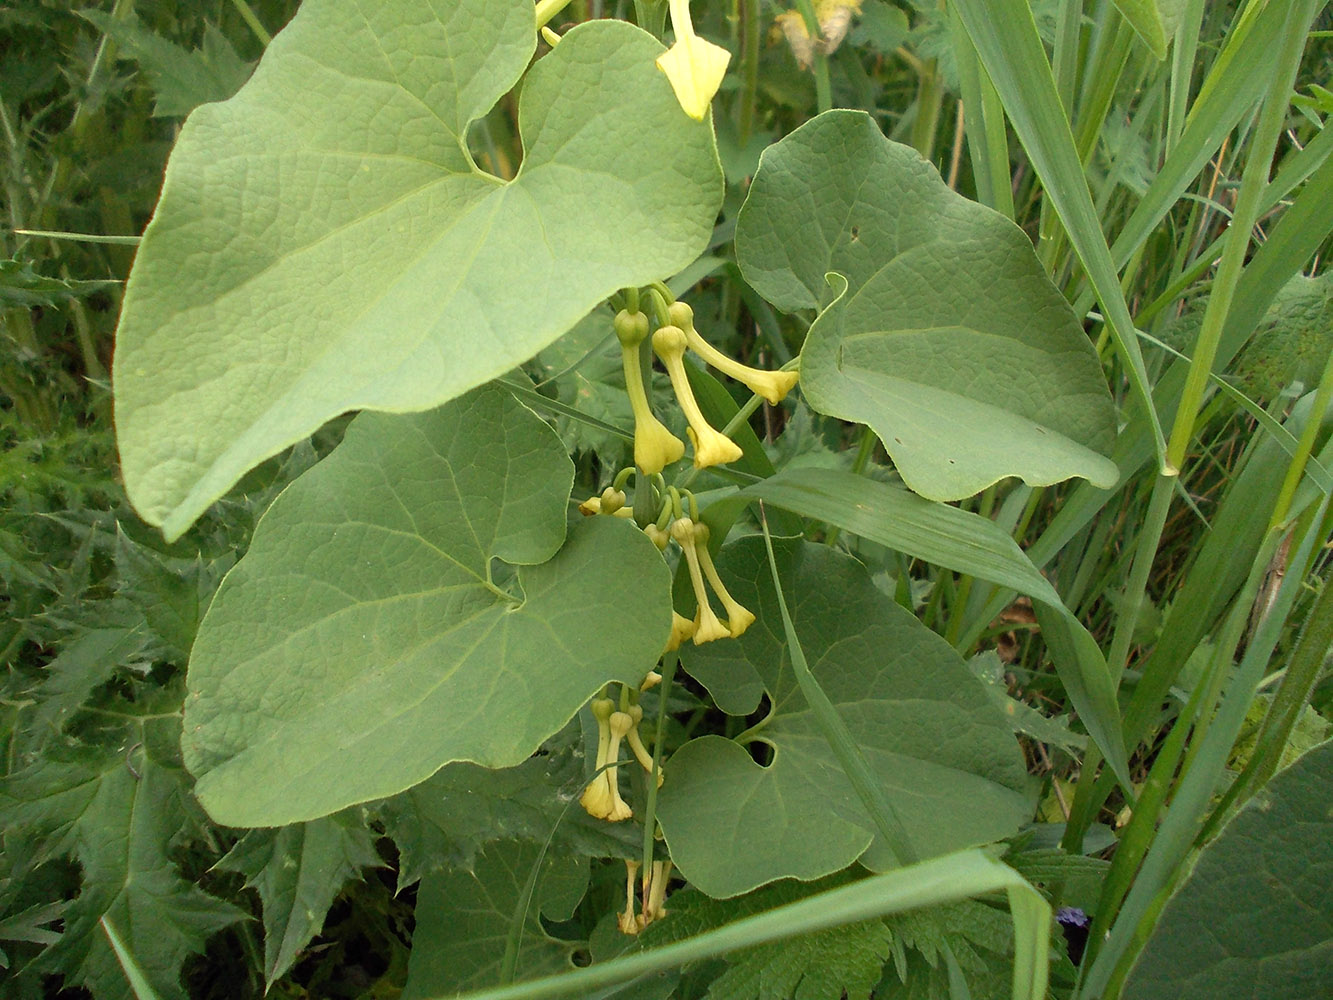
[217,811,381,986]
[112,0,723,540]
[379,739,642,889]
[1124,739,1333,1000]
[1,749,244,1000]
[79,12,252,116]
[184,386,673,826]
[402,841,587,998]
[735,110,1118,501]
[657,538,1032,898]
[115,528,227,662]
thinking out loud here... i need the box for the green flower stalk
[667,301,798,405]
[615,309,685,474]
[580,697,632,821]
[691,522,756,638]
[671,517,730,643]
[653,325,743,469]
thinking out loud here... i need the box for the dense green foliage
[2,2,1331,999]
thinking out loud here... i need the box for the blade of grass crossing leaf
[757,501,919,867]
[744,469,1132,790]
[951,0,1169,473]
[442,849,1049,1000]
[100,917,165,1000]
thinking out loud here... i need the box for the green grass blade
[951,0,1169,473]
[440,849,1050,1000]
[1078,494,1333,998]
[100,917,164,1000]
[757,501,919,867]
[1105,0,1289,276]
[1111,0,1168,59]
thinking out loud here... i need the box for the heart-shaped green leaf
[183,386,672,827]
[114,0,723,540]
[656,538,1032,898]
[735,110,1118,501]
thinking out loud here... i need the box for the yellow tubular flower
[653,325,743,469]
[616,310,685,474]
[579,698,618,819]
[655,0,731,120]
[691,522,756,639]
[604,711,636,821]
[667,301,799,405]
[618,860,642,936]
[624,704,664,787]
[672,517,730,643]
[664,610,696,652]
[640,670,663,692]
[644,859,673,923]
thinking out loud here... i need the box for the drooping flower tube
[652,325,743,469]
[618,859,642,936]
[643,859,673,924]
[615,309,685,474]
[623,703,664,787]
[667,301,799,406]
[580,698,632,822]
[671,517,730,643]
[690,522,756,638]
[655,0,731,121]
[602,711,636,821]
[664,610,696,653]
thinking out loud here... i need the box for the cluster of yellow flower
[615,298,798,475]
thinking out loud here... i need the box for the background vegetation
[2,1,1331,998]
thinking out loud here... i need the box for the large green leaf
[734,111,1117,502]
[656,538,1032,898]
[114,0,723,540]
[1124,739,1333,999]
[183,386,673,826]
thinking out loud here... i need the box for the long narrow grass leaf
[757,501,919,867]
[952,0,1168,470]
[441,849,1050,1000]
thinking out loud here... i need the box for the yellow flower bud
[644,523,670,551]
[653,325,743,469]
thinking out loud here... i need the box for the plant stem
[227,0,271,46]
